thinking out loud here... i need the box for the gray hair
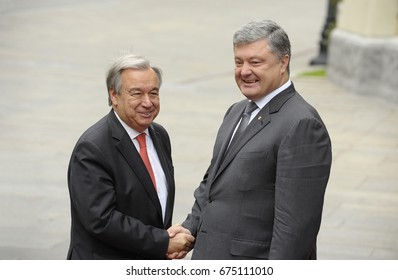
[106,54,162,106]
[233,20,291,73]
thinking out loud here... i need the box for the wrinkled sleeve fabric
[181,170,210,237]
[269,118,332,259]
[181,105,235,237]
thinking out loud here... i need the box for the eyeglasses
[123,88,159,100]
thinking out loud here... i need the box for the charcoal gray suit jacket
[67,110,174,259]
[182,84,332,259]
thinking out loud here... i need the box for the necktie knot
[244,101,258,115]
[136,133,147,149]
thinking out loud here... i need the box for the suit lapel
[214,105,271,181]
[212,84,296,183]
[149,126,174,226]
[149,127,173,191]
[210,105,245,178]
[108,111,163,219]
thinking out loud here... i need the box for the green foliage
[299,68,327,77]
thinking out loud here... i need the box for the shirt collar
[254,79,292,109]
[113,110,149,140]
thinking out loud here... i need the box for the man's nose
[141,94,152,106]
[241,62,253,75]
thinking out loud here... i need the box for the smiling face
[110,68,160,132]
[234,39,289,101]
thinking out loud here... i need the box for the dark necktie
[228,101,258,149]
[136,133,157,190]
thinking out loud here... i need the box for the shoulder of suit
[150,122,170,142]
[267,84,297,111]
[79,115,109,140]
[151,122,167,133]
[225,100,247,116]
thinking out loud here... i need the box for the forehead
[234,39,273,58]
[121,68,159,87]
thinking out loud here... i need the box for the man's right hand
[167,224,195,259]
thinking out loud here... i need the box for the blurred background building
[328,0,398,102]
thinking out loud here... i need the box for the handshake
[166,224,195,259]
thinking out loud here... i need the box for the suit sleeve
[269,118,332,259]
[68,139,169,259]
[181,169,210,236]
[182,104,236,236]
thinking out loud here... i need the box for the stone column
[327,0,398,102]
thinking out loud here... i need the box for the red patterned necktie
[136,133,157,190]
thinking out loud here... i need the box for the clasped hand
[166,224,195,259]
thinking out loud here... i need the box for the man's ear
[280,54,290,74]
[109,88,118,106]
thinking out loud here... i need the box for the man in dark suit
[67,54,194,259]
[169,20,332,260]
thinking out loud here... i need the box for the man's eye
[149,92,159,99]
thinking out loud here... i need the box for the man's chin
[241,90,260,100]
